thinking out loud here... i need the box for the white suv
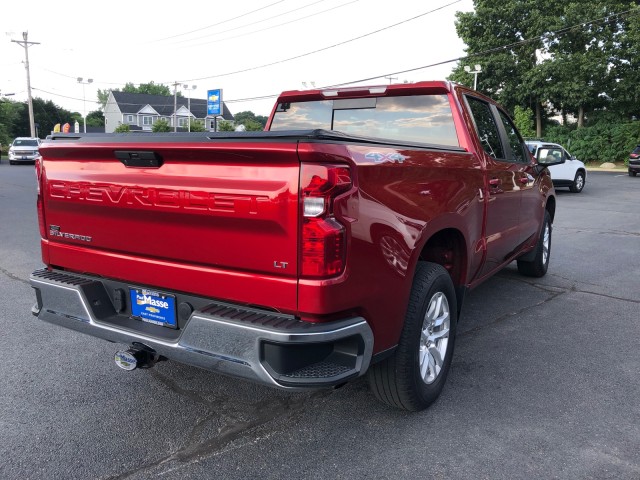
[526,140,587,193]
[9,137,41,165]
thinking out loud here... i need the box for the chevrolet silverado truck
[29,81,563,411]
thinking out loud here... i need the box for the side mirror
[537,147,565,166]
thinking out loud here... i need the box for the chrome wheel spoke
[428,345,443,370]
[420,348,430,380]
[429,328,449,342]
[418,291,451,385]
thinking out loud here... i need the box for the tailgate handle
[115,151,163,168]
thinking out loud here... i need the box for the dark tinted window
[270,95,459,147]
[466,97,504,159]
[632,146,640,154]
[497,110,527,163]
[13,139,39,147]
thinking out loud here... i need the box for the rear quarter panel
[297,141,485,352]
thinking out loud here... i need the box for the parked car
[526,140,587,193]
[8,137,41,165]
[628,145,640,177]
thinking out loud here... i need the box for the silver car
[9,137,41,165]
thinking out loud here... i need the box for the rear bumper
[30,269,374,389]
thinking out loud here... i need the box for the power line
[172,0,463,83]
[174,0,331,46]
[149,0,286,43]
[177,0,359,49]
[36,0,461,94]
[33,87,99,104]
[32,6,640,112]
[225,6,640,104]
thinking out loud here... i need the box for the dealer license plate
[130,288,177,328]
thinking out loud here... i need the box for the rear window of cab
[270,94,460,147]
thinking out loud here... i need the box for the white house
[103,91,234,132]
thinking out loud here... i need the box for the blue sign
[130,288,177,329]
[207,89,222,116]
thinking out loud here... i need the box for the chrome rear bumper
[30,269,374,389]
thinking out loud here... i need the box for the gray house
[103,91,234,133]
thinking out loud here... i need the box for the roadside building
[103,91,234,133]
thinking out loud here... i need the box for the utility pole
[12,32,39,138]
[384,76,397,84]
[172,81,180,132]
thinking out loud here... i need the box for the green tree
[152,118,171,132]
[243,119,264,131]
[114,124,131,133]
[0,99,25,147]
[451,1,638,135]
[97,88,111,111]
[450,0,554,136]
[217,120,235,131]
[540,2,621,127]
[189,119,206,132]
[15,97,78,137]
[513,106,536,138]
[232,111,268,129]
[122,81,179,97]
[86,110,105,127]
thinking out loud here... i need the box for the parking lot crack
[0,266,30,286]
[460,290,567,337]
[104,373,330,480]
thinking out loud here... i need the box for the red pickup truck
[30,81,563,411]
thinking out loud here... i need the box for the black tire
[630,170,637,177]
[367,262,457,411]
[569,171,585,193]
[517,210,551,277]
[9,161,15,165]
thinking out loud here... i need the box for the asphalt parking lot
[1,162,638,480]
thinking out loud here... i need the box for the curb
[586,168,628,173]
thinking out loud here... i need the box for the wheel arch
[545,194,556,223]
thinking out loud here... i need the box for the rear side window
[497,110,527,163]
[270,95,459,147]
[632,146,640,154]
[465,97,504,159]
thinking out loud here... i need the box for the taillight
[300,163,352,278]
[35,156,47,239]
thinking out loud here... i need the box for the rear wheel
[569,171,585,193]
[367,262,457,411]
[630,170,637,177]
[517,211,551,277]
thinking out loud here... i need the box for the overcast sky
[1,0,474,117]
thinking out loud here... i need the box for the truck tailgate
[39,139,300,311]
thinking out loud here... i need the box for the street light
[77,77,93,133]
[464,65,482,90]
[182,84,197,132]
